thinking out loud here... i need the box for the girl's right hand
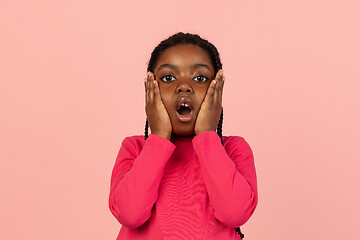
[144,72,172,140]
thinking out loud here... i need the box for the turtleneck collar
[170,133,195,143]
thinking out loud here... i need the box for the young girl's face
[153,44,216,137]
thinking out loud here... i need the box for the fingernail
[153,80,156,84]
[147,72,151,78]
[213,80,217,85]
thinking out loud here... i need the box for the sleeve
[192,131,258,228]
[108,134,176,228]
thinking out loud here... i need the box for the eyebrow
[157,63,211,72]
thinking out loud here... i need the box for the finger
[218,77,224,102]
[219,75,225,102]
[217,69,224,91]
[145,77,149,103]
[213,69,223,102]
[218,71,225,101]
[146,72,151,102]
[146,72,150,102]
[204,79,217,105]
[153,79,161,102]
[148,72,154,103]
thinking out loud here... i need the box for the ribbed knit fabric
[109,131,258,240]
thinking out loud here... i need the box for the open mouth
[177,103,192,115]
[176,97,193,123]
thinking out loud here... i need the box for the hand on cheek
[194,69,225,136]
[144,72,173,140]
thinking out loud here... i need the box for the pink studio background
[1,0,359,239]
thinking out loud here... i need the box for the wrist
[151,131,171,140]
[195,129,216,135]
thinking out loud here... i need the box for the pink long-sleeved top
[109,131,258,240]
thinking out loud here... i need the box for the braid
[145,32,244,239]
[217,108,224,145]
[236,227,245,239]
[144,118,149,140]
[205,41,222,78]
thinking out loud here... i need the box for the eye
[193,76,208,82]
[160,75,176,82]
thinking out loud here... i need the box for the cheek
[158,89,173,110]
[197,87,210,102]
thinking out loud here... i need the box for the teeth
[181,103,189,108]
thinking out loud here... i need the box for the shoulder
[118,135,146,153]
[222,135,246,146]
[222,135,253,156]
[121,134,145,145]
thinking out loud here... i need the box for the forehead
[155,44,213,68]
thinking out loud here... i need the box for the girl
[109,32,258,240]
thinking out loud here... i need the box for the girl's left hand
[194,69,225,135]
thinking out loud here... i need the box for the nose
[176,78,193,94]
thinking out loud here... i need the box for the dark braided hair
[144,32,244,239]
